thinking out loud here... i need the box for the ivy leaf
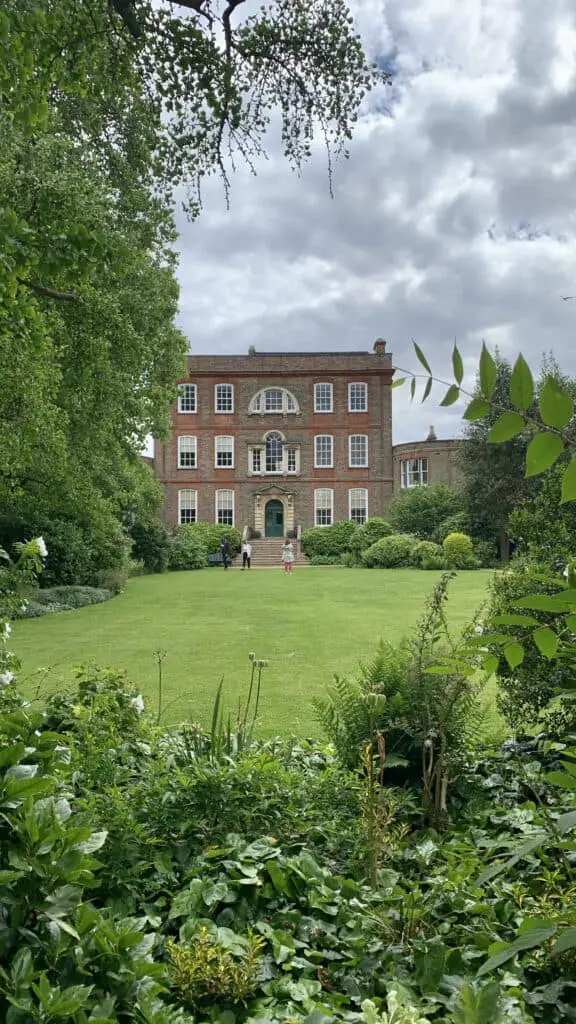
[525,433,564,477]
[440,385,460,407]
[539,378,574,429]
[422,377,433,403]
[452,343,464,385]
[410,377,416,402]
[487,412,525,443]
[479,342,497,399]
[532,627,558,659]
[476,926,557,978]
[503,642,524,669]
[510,354,534,411]
[413,341,431,375]
[464,397,491,421]
[560,457,576,504]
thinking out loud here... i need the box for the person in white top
[281,540,295,574]
[242,542,252,570]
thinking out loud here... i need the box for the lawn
[13,568,496,737]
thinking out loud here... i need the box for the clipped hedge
[442,532,477,569]
[349,518,394,553]
[362,534,419,568]
[301,520,356,558]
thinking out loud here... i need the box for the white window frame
[349,434,368,468]
[177,383,197,414]
[215,435,234,468]
[249,388,299,414]
[286,447,298,473]
[314,382,333,413]
[314,434,333,468]
[348,382,368,413]
[349,488,368,525]
[215,383,234,413]
[178,489,197,524]
[250,447,263,474]
[264,388,284,413]
[215,489,235,526]
[314,488,334,527]
[177,435,197,469]
[401,457,429,488]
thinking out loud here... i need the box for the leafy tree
[387,484,465,541]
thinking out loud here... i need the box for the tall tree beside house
[457,356,537,561]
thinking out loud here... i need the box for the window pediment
[249,387,299,415]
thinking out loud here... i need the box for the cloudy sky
[172,0,576,443]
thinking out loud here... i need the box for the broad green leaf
[525,433,564,477]
[391,377,406,388]
[479,342,497,399]
[481,653,499,675]
[503,642,524,669]
[452,344,464,385]
[422,376,432,403]
[544,771,576,791]
[464,397,491,421]
[553,928,576,955]
[487,411,525,443]
[565,614,576,634]
[539,378,574,429]
[410,376,416,401]
[557,809,576,834]
[510,354,534,410]
[532,626,558,659]
[476,926,556,978]
[413,341,431,374]
[492,613,540,627]
[74,831,108,854]
[516,592,576,612]
[440,385,460,407]
[561,457,576,504]
[476,832,546,885]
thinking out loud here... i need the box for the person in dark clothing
[220,536,231,569]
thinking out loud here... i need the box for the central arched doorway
[265,499,284,537]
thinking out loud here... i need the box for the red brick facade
[153,342,395,534]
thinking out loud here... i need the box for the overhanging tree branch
[18,279,81,302]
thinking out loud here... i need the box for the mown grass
[13,567,498,737]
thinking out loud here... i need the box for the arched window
[249,388,299,414]
[265,431,283,472]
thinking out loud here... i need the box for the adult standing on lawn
[242,541,252,570]
[220,536,231,570]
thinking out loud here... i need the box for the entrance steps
[233,537,309,568]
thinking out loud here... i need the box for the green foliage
[167,928,265,1006]
[167,527,208,572]
[433,512,471,545]
[14,585,112,618]
[443,533,476,570]
[362,534,419,568]
[181,522,241,558]
[472,538,499,568]
[130,518,172,574]
[309,554,343,565]
[388,485,466,542]
[510,464,576,568]
[350,518,394,553]
[301,520,356,558]
[410,541,445,570]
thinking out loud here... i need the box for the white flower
[0,671,16,686]
[474,624,483,635]
[34,536,48,559]
[131,694,145,713]
[1,622,11,640]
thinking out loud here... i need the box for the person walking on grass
[220,536,231,570]
[281,538,295,574]
[242,541,252,570]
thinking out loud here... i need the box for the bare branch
[18,279,81,302]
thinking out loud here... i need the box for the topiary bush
[442,532,477,569]
[410,541,445,570]
[167,527,208,571]
[432,511,470,545]
[301,520,356,559]
[181,523,241,558]
[362,534,419,568]
[349,518,394,555]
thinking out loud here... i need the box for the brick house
[153,340,395,537]
[392,427,461,491]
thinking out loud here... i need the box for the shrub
[41,516,131,589]
[488,561,576,732]
[181,523,241,557]
[362,534,419,568]
[168,526,208,571]
[14,586,113,617]
[442,532,477,569]
[96,566,130,593]
[301,520,356,558]
[340,551,359,567]
[432,511,470,545]
[410,540,445,570]
[129,518,171,573]
[350,518,394,553]
[473,537,498,568]
[309,554,342,565]
[388,484,465,541]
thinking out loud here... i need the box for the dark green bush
[410,540,445,570]
[362,534,419,568]
[388,484,466,541]
[181,523,241,557]
[130,518,171,573]
[349,518,393,553]
[14,586,112,618]
[309,554,343,565]
[168,527,208,571]
[472,537,498,567]
[432,511,471,545]
[301,520,356,558]
[443,532,477,569]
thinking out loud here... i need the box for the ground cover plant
[11,568,492,735]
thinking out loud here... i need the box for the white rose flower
[131,694,145,713]
[35,536,48,559]
[0,671,16,686]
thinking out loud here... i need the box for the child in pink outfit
[281,540,295,573]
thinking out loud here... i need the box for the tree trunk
[499,529,509,563]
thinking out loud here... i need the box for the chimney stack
[248,346,256,355]
[426,425,437,442]
[373,338,386,354]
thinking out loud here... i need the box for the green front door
[265,499,284,537]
